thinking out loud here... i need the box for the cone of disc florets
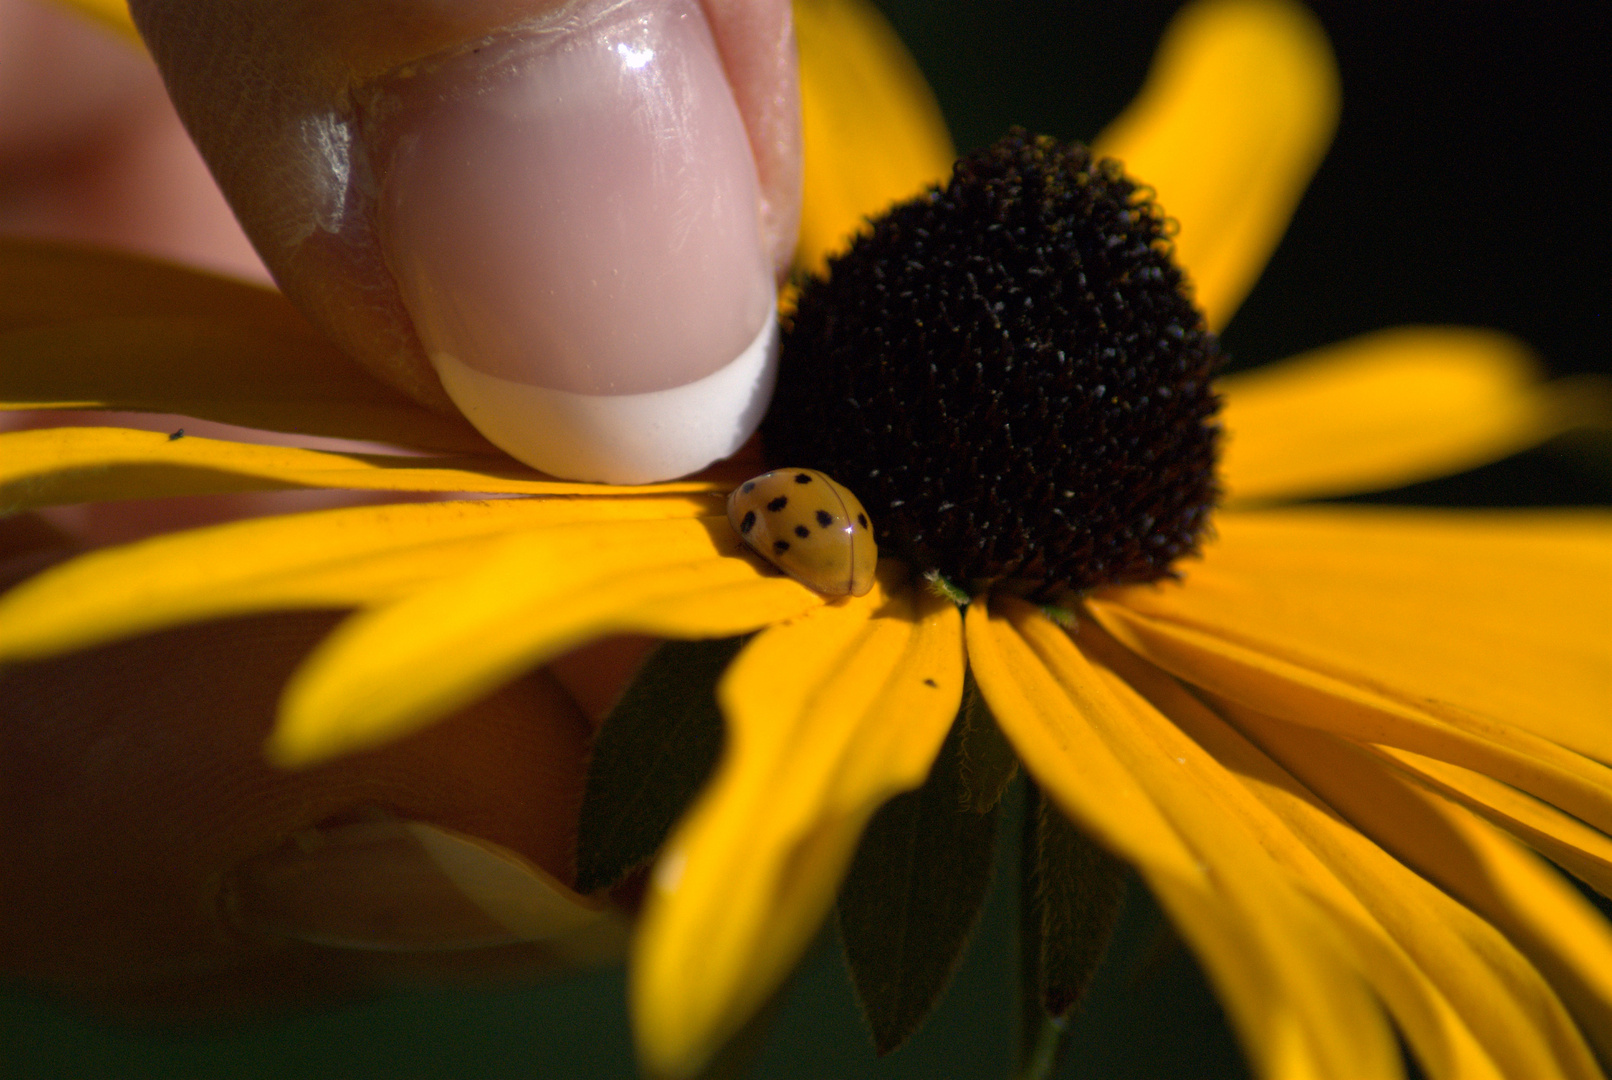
[763,129,1223,594]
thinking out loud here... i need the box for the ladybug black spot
[794,473,813,484]
[739,510,756,534]
[741,481,756,494]
[857,513,869,529]
[773,539,791,555]
[795,524,811,539]
[815,510,834,527]
[767,496,788,512]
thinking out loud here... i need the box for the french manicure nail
[225,819,605,951]
[372,0,777,483]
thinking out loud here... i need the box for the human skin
[131,0,800,481]
[0,0,795,1013]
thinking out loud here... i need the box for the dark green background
[5,2,1608,1076]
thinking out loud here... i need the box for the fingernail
[225,819,606,951]
[371,0,777,484]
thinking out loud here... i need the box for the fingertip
[128,0,798,481]
[224,818,620,952]
[433,311,777,484]
[371,0,778,482]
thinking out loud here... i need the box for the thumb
[127,0,800,484]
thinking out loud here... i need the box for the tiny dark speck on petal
[168,428,185,440]
[923,678,938,688]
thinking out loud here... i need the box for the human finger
[0,589,622,1019]
[127,0,800,484]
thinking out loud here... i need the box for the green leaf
[1018,781,1128,1077]
[956,671,1019,813]
[574,636,743,894]
[836,714,1000,1056]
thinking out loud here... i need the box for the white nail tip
[434,311,779,484]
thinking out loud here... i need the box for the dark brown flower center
[762,130,1223,597]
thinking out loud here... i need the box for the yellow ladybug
[727,468,876,597]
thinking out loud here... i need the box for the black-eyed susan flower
[3,0,1611,1078]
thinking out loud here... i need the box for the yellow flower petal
[968,598,1400,1080]
[0,495,719,663]
[1385,780,1612,1070]
[0,426,724,510]
[1093,0,1338,330]
[632,572,963,1077]
[272,517,820,767]
[1085,625,1579,1080]
[1372,745,1612,899]
[794,0,955,275]
[0,240,489,453]
[1218,328,1610,505]
[1103,507,1612,765]
[1232,710,1612,1072]
[40,0,139,44]
[1090,595,1612,846]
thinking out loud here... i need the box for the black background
[874,1,1612,517]
[878,0,1611,382]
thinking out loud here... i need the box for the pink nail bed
[373,0,776,483]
